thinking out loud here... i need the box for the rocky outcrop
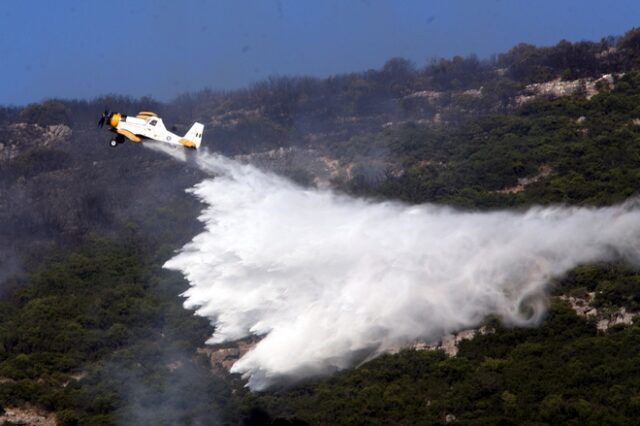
[516,79,585,105]
[197,338,258,375]
[584,74,617,99]
[597,307,636,331]
[516,74,618,105]
[560,293,599,318]
[403,90,444,101]
[413,327,490,357]
[496,165,553,194]
[0,406,56,426]
[560,292,638,331]
[0,123,72,161]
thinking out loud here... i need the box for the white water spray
[163,151,640,390]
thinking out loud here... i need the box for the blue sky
[1,0,639,106]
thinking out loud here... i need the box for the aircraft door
[148,119,159,139]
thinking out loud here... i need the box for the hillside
[1,28,640,425]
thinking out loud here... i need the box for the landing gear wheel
[109,139,118,147]
[116,134,125,144]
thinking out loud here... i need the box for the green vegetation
[19,101,72,127]
[558,263,640,312]
[345,72,640,208]
[1,147,72,179]
[0,235,241,425]
[245,297,640,425]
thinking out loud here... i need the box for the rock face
[403,90,444,101]
[560,293,599,318]
[560,292,637,331]
[0,406,56,426]
[496,165,553,194]
[516,79,585,105]
[197,338,258,375]
[0,123,72,161]
[516,73,618,105]
[597,307,636,331]
[584,74,617,99]
[413,328,489,357]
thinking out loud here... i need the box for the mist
[163,151,640,390]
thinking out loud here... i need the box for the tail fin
[179,122,204,149]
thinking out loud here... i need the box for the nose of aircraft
[109,113,121,127]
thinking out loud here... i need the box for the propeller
[97,109,110,128]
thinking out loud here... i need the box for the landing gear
[109,134,125,148]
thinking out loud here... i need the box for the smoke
[163,151,640,390]
[0,248,21,295]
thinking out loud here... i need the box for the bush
[19,101,71,126]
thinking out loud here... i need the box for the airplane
[97,110,204,149]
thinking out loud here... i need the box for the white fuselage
[108,112,203,149]
[118,116,180,144]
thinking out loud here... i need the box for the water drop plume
[164,151,640,390]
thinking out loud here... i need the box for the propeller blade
[98,108,110,128]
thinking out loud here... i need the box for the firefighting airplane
[97,110,204,149]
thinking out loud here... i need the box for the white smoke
[163,152,640,390]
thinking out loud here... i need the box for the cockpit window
[149,119,158,126]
